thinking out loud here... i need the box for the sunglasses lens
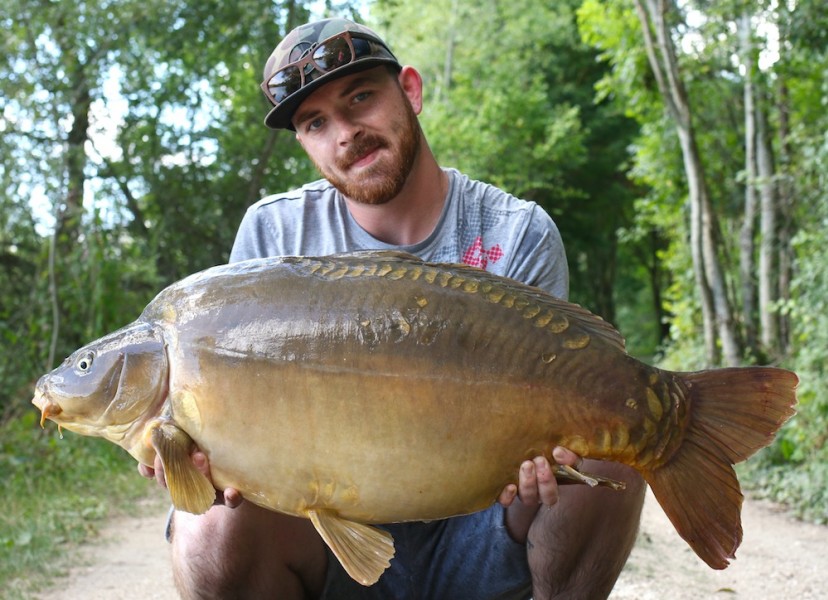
[267,65,302,104]
[351,37,372,59]
[312,36,353,71]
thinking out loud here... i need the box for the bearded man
[141,17,645,600]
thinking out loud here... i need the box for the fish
[32,251,797,585]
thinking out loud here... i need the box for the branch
[47,206,60,371]
[633,0,681,124]
[650,0,691,126]
[88,137,150,237]
[633,0,670,116]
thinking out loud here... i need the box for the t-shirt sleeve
[230,204,279,263]
[507,205,569,300]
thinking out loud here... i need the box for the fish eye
[75,352,95,373]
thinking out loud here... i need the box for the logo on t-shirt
[462,237,503,270]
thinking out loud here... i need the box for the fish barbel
[32,251,797,585]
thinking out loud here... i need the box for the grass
[0,409,165,599]
[740,446,828,525]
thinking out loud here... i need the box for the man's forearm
[527,460,646,600]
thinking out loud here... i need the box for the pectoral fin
[148,420,215,514]
[307,509,395,586]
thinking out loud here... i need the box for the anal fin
[307,509,395,586]
[148,419,215,514]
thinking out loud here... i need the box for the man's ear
[398,66,424,115]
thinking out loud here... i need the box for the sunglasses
[261,31,395,107]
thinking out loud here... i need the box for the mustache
[336,134,388,170]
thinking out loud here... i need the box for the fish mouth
[32,389,63,428]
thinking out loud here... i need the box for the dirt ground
[36,489,827,599]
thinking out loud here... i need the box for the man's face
[292,67,422,205]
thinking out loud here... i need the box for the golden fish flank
[32,250,797,586]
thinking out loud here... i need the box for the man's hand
[137,451,244,508]
[499,447,581,544]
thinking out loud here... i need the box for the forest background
[1,0,827,593]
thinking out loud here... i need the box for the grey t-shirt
[230,168,568,298]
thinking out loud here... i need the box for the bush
[0,410,160,597]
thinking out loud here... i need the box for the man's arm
[527,460,645,600]
[507,205,645,598]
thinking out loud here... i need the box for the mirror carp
[32,251,797,585]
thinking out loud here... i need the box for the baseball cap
[261,18,401,130]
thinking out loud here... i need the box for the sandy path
[610,490,827,599]
[34,507,177,600]
[37,489,827,599]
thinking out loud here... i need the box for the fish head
[32,321,169,446]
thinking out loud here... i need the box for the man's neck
[344,147,448,246]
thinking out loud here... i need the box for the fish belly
[171,353,557,523]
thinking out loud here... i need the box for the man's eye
[353,91,370,103]
[307,117,325,132]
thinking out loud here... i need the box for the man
[141,17,645,599]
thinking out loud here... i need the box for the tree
[578,0,806,367]
[374,0,642,332]
[738,9,759,355]
[632,0,739,366]
[0,0,335,411]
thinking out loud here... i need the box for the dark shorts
[320,505,532,600]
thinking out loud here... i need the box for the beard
[313,99,422,206]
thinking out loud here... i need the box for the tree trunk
[776,78,793,354]
[58,65,91,250]
[756,95,779,355]
[738,12,758,356]
[634,0,740,366]
[440,0,459,100]
[644,229,671,344]
[50,13,93,357]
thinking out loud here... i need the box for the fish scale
[33,250,797,586]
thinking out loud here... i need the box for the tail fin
[644,367,797,569]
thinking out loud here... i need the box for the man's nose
[335,116,363,146]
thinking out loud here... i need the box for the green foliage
[374,0,646,335]
[742,126,828,523]
[0,209,161,415]
[377,0,586,198]
[0,200,43,416]
[0,0,324,413]
[0,411,161,597]
[743,419,828,524]
[578,0,828,517]
[98,0,317,280]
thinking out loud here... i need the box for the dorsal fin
[321,251,626,352]
[331,249,422,262]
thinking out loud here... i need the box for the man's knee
[170,504,328,599]
[170,507,245,599]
